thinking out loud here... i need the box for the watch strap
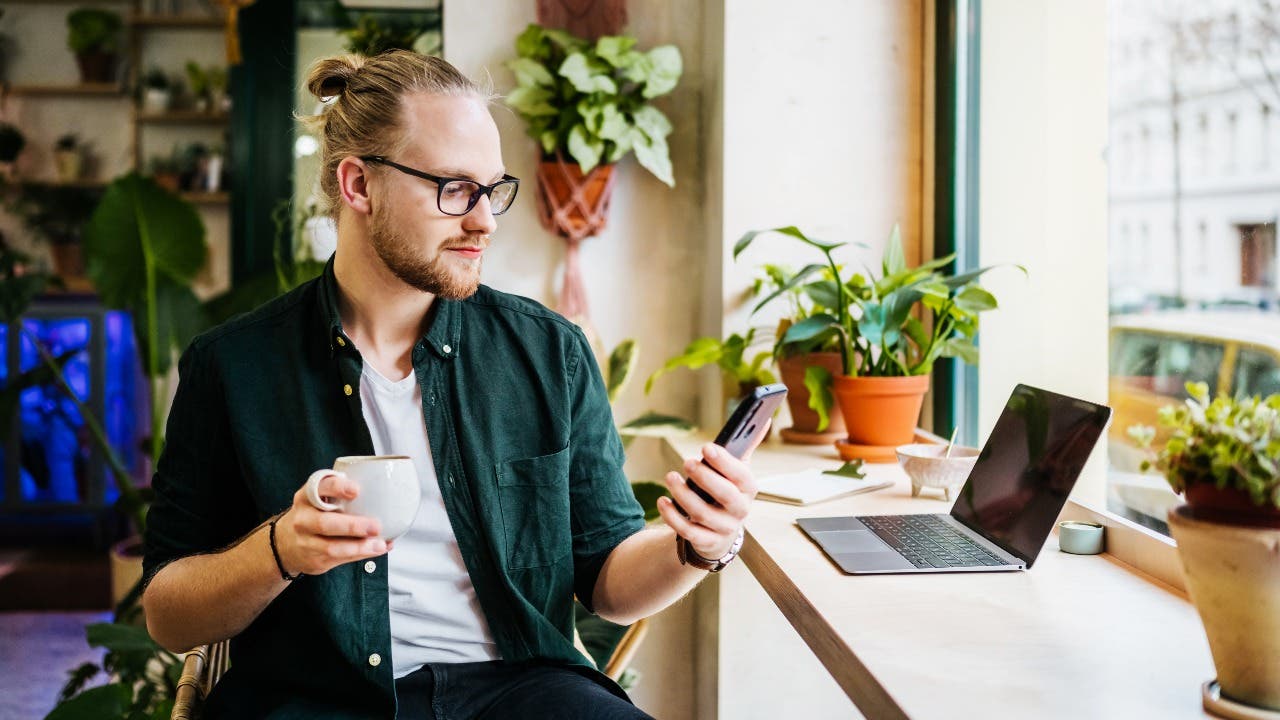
[677,528,744,573]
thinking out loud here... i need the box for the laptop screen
[949,384,1112,566]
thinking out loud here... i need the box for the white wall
[977,0,1110,505]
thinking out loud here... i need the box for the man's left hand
[656,428,766,560]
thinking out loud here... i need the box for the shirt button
[364,560,376,573]
[336,336,346,347]
[442,344,452,354]
[368,653,381,667]
[343,384,353,396]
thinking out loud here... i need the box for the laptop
[797,384,1112,574]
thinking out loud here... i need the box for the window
[1107,0,1280,535]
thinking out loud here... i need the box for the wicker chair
[169,619,649,719]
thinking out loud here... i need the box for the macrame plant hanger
[534,0,627,327]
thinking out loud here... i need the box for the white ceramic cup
[305,456,421,540]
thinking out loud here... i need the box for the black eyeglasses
[361,156,519,216]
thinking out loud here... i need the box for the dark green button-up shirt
[143,260,645,719]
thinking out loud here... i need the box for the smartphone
[675,383,788,514]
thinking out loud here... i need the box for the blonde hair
[300,50,489,217]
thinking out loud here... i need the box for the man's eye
[442,182,475,198]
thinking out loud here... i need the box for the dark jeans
[393,660,655,719]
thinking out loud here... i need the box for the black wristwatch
[677,528,744,573]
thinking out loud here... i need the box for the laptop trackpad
[810,529,891,553]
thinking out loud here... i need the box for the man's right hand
[273,473,392,576]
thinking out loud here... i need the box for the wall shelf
[131,16,225,29]
[135,110,230,125]
[4,84,125,98]
[181,191,229,205]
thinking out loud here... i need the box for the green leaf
[804,365,835,432]
[642,45,682,98]
[606,339,638,403]
[633,131,674,187]
[644,337,723,394]
[45,682,131,720]
[515,24,547,60]
[631,105,673,141]
[942,263,1027,290]
[734,226,847,260]
[558,52,618,94]
[630,481,670,521]
[596,35,638,66]
[953,285,998,312]
[802,279,841,311]
[940,337,979,365]
[539,130,558,155]
[86,622,163,653]
[822,460,867,479]
[881,223,905,277]
[566,124,604,175]
[598,103,629,141]
[782,314,841,344]
[505,86,557,117]
[619,411,696,436]
[751,263,826,315]
[507,57,555,86]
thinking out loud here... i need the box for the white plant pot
[142,88,171,113]
[1168,505,1280,710]
[110,536,144,608]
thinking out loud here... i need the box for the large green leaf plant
[643,328,778,403]
[84,173,208,465]
[737,224,1022,429]
[505,23,683,186]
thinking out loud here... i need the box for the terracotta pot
[831,374,930,447]
[778,352,846,441]
[49,242,85,278]
[535,158,616,241]
[75,51,117,84]
[1184,483,1280,529]
[1168,505,1280,710]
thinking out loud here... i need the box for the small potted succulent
[66,8,123,84]
[53,134,83,182]
[1130,384,1280,711]
[206,65,229,113]
[141,67,173,113]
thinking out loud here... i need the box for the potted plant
[142,66,173,113]
[2,181,101,277]
[644,328,777,421]
[66,8,122,84]
[146,152,182,192]
[736,225,1017,462]
[53,134,83,182]
[750,263,849,444]
[505,23,682,240]
[340,13,425,56]
[206,65,229,113]
[1130,384,1280,711]
[0,122,25,165]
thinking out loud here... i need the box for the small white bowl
[896,443,981,500]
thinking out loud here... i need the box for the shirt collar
[317,256,462,361]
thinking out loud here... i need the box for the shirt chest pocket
[495,446,572,569]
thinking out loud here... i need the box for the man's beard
[368,202,486,300]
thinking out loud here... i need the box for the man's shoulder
[464,285,583,338]
[188,278,319,356]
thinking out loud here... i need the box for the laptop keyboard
[859,515,1011,568]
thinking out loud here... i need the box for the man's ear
[336,157,374,216]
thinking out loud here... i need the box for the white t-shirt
[358,363,500,678]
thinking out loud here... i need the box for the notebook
[756,469,893,506]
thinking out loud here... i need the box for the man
[141,51,763,719]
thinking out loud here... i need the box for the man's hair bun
[306,55,366,100]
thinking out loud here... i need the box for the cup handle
[305,469,346,512]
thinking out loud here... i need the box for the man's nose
[462,194,497,235]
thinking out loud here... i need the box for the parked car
[1108,311,1280,526]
